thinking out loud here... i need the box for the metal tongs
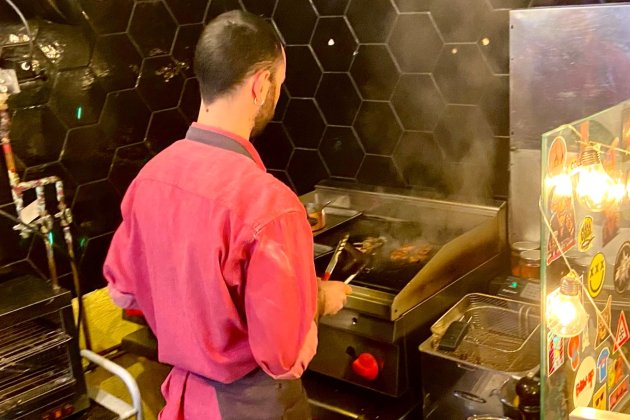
[322,234,349,281]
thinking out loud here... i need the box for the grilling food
[354,236,387,254]
[390,243,434,264]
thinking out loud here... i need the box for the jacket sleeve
[244,209,318,380]
[103,187,140,310]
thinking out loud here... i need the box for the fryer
[301,180,508,402]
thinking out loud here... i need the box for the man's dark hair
[194,10,283,104]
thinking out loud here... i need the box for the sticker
[578,216,594,252]
[597,347,610,383]
[593,384,607,410]
[602,206,620,247]
[597,295,613,348]
[547,136,567,176]
[568,335,581,371]
[573,356,596,408]
[583,320,591,350]
[548,332,565,377]
[546,183,577,265]
[614,242,630,294]
[610,375,629,411]
[614,311,630,353]
[588,253,606,298]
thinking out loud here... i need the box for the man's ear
[251,69,271,105]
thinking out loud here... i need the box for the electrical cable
[4,0,34,63]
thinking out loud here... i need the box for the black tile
[252,122,293,170]
[61,125,114,184]
[109,142,152,195]
[91,34,142,93]
[268,169,294,190]
[272,86,289,122]
[146,109,189,153]
[434,105,494,162]
[273,0,317,44]
[350,45,399,101]
[315,73,361,126]
[36,20,92,70]
[205,0,242,22]
[357,155,404,187]
[313,0,349,15]
[311,17,358,72]
[0,160,12,205]
[285,46,322,97]
[488,0,528,8]
[165,0,209,24]
[71,181,121,237]
[287,149,329,195]
[78,0,134,34]
[101,90,152,147]
[78,232,114,293]
[354,102,402,155]
[430,0,491,43]
[479,75,509,136]
[347,0,397,43]
[179,77,201,123]
[172,24,203,78]
[283,99,325,148]
[391,74,444,131]
[320,126,364,178]
[393,131,445,188]
[129,1,177,57]
[393,0,433,12]
[0,204,31,266]
[433,44,493,105]
[388,13,442,73]
[10,106,66,167]
[242,0,277,17]
[49,68,106,127]
[137,56,186,111]
[478,10,509,75]
[23,162,77,204]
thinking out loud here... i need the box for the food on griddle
[390,243,433,264]
[354,236,387,254]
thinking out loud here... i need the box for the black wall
[0,0,622,292]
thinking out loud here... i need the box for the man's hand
[318,280,352,317]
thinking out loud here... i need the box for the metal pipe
[35,185,59,290]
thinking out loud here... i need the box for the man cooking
[103,10,352,419]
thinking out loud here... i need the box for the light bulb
[546,271,589,338]
[545,173,573,197]
[575,146,614,212]
[608,176,625,206]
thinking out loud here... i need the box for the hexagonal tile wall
[128,1,178,57]
[284,46,322,98]
[2,0,584,287]
[283,99,326,148]
[350,45,399,101]
[353,102,402,155]
[91,33,142,92]
[347,0,397,43]
[391,74,445,131]
[311,17,358,72]
[315,73,361,126]
[388,13,442,73]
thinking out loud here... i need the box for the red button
[351,352,380,380]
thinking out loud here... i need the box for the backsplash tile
[0,0,601,289]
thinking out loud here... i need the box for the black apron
[184,126,312,420]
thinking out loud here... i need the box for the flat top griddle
[314,215,464,294]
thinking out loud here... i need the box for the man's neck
[196,99,253,141]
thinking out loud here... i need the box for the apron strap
[185,126,254,161]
